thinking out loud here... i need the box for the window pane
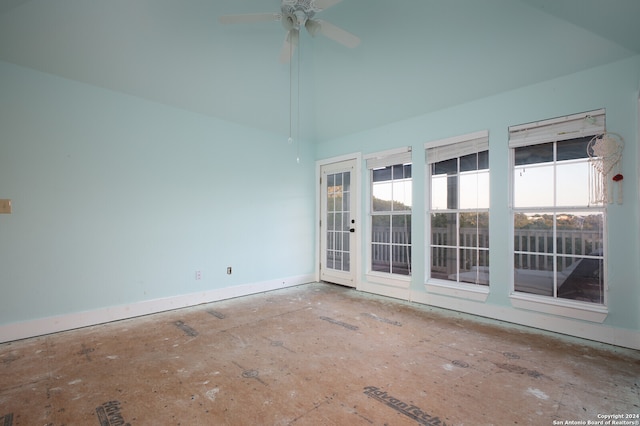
[370,161,412,277]
[459,212,490,248]
[371,243,390,273]
[342,191,350,212]
[514,163,554,207]
[514,212,554,254]
[372,215,390,243]
[514,254,554,296]
[343,252,350,272]
[515,143,553,166]
[392,164,405,179]
[431,247,456,281]
[392,215,411,244]
[334,212,342,232]
[460,170,489,209]
[431,213,456,246]
[392,245,411,275]
[556,159,590,207]
[556,211,603,256]
[335,231,342,251]
[372,181,393,211]
[459,248,489,285]
[326,250,335,269]
[342,172,351,192]
[431,174,448,211]
[372,166,392,182]
[334,252,342,271]
[557,256,603,304]
[460,152,479,172]
[392,179,412,210]
[431,173,459,210]
[557,137,590,161]
[433,158,457,175]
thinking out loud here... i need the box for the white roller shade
[366,147,412,169]
[509,109,605,148]
[425,130,489,164]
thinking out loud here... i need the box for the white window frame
[424,131,490,302]
[365,147,412,288]
[508,110,608,323]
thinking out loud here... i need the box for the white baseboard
[356,281,639,350]
[409,290,640,351]
[0,274,314,344]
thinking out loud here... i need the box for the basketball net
[588,133,624,205]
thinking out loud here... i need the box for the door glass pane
[325,170,351,273]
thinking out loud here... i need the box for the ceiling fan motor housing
[281,0,319,30]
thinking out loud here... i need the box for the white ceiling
[1,0,639,142]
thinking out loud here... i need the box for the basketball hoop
[587,132,624,204]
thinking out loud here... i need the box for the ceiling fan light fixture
[281,13,296,31]
[305,19,321,37]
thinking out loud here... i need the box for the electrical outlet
[195,270,202,280]
[0,199,11,214]
[226,267,232,275]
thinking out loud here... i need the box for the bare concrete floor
[1,282,639,425]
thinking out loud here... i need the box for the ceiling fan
[219,0,360,63]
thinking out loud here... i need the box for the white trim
[509,293,608,323]
[0,274,314,344]
[425,131,491,295]
[425,280,490,302]
[365,272,411,289]
[315,153,362,287]
[358,281,411,301]
[410,290,639,350]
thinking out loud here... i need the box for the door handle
[349,228,355,233]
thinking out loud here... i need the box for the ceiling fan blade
[311,19,360,48]
[313,0,343,11]
[279,29,299,63]
[218,13,280,25]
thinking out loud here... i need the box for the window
[509,110,606,305]
[426,131,489,286]
[367,149,412,278]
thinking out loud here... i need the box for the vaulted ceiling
[1,0,639,142]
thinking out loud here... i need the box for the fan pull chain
[288,32,293,146]
[296,31,301,164]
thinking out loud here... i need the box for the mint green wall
[316,56,640,332]
[0,60,315,325]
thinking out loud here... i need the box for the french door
[320,159,358,287]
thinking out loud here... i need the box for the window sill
[425,280,490,302]
[366,272,411,288]
[510,292,608,323]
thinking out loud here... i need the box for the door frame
[315,153,361,287]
